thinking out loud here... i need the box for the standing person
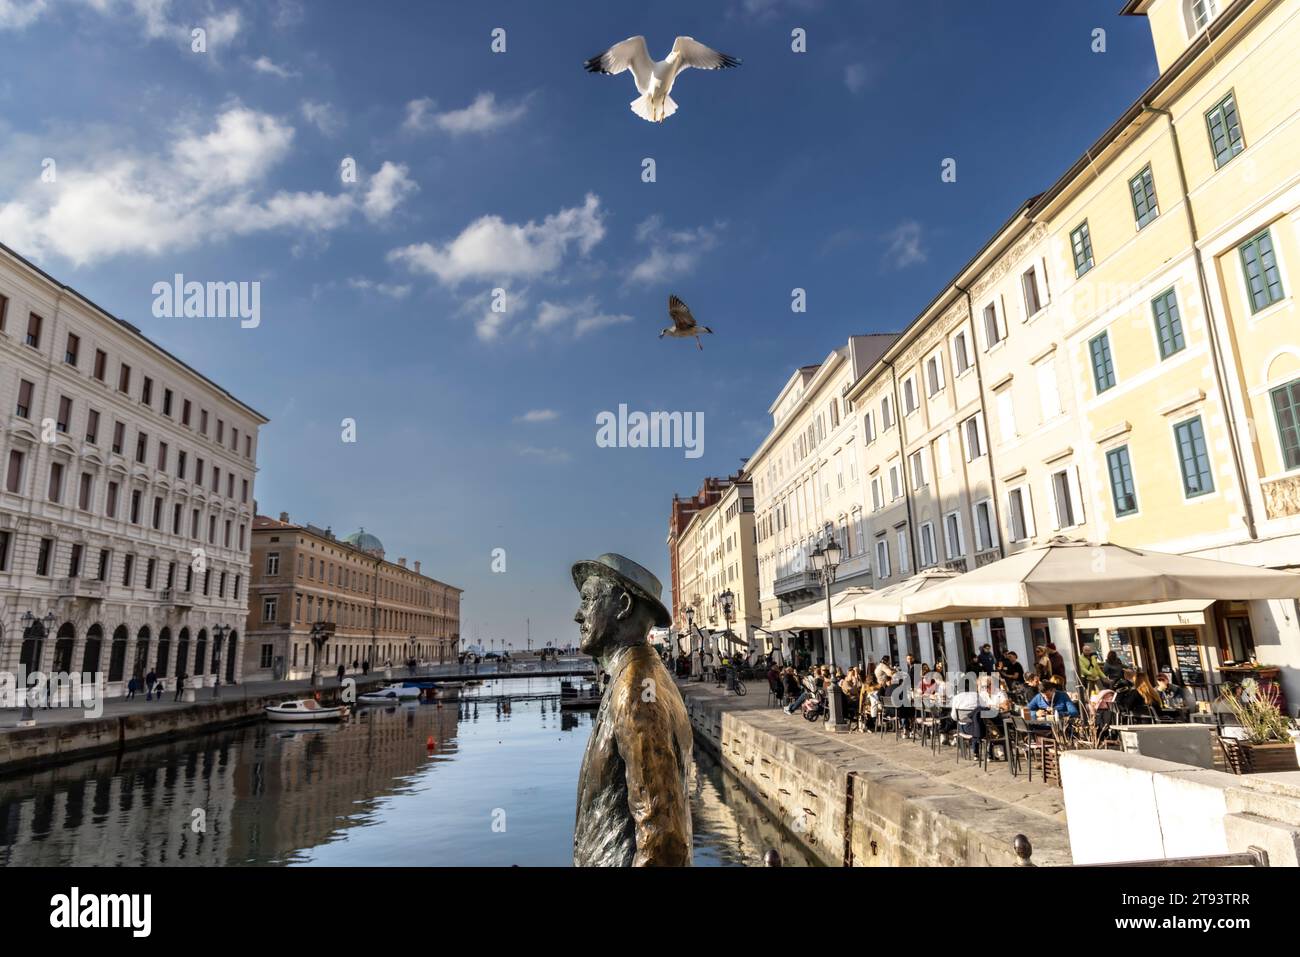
[1102,650,1126,686]
[976,644,997,675]
[174,673,186,702]
[337,663,346,684]
[1047,643,1067,681]
[362,659,370,676]
[145,669,157,702]
[126,675,138,700]
[1077,644,1106,694]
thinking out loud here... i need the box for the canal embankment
[678,680,1073,867]
[0,677,390,774]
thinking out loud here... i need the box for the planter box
[1241,741,1300,774]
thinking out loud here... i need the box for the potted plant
[1220,679,1300,773]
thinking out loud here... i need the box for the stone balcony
[773,570,821,600]
[56,578,104,601]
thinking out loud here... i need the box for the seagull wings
[668,295,696,332]
[584,36,654,94]
[670,36,741,72]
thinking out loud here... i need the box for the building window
[260,644,274,669]
[1129,165,1159,229]
[925,353,945,396]
[952,331,971,375]
[68,543,83,578]
[1239,229,1284,314]
[106,481,118,518]
[871,476,882,511]
[896,530,910,574]
[15,379,33,418]
[864,412,875,444]
[1270,378,1300,471]
[874,538,890,579]
[1151,288,1186,359]
[944,511,964,558]
[86,409,99,444]
[888,464,902,501]
[982,302,1003,349]
[118,363,131,394]
[919,522,937,567]
[141,376,153,406]
[1106,445,1139,516]
[1007,486,1034,543]
[1089,331,1116,393]
[64,332,80,366]
[47,461,63,503]
[1070,221,1094,277]
[163,388,173,416]
[182,399,191,426]
[93,349,107,380]
[973,499,997,552]
[56,396,71,433]
[1174,416,1214,497]
[962,415,984,461]
[1021,266,1043,316]
[0,294,6,332]
[26,312,42,348]
[6,450,25,494]
[111,421,124,455]
[135,432,148,464]
[902,376,918,415]
[1206,90,1244,169]
[263,596,278,623]
[122,553,134,587]
[1186,0,1219,35]
[36,538,53,576]
[1045,468,1076,527]
[880,395,894,430]
[78,472,92,510]
[909,450,926,490]
[1,530,14,571]
[996,389,1016,442]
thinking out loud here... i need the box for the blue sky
[0,0,1158,648]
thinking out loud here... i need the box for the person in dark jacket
[1102,650,1126,686]
[145,670,157,701]
[976,644,997,674]
[174,673,186,702]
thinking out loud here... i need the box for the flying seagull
[660,295,712,350]
[584,36,740,123]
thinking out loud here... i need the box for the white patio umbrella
[899,536,1300,674]
[843,569,961,624]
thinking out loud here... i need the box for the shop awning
[1075,599,1214,630]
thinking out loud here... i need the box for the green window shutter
[1106,446,1138,516]
[1239,229,1285,314]
[1271,379,1300,471]
[1206,92,1244,169]
[1151,288,1186,359]
[1071,222,1094,277]
[1175,417,1214,497]
[1089,332,1116,393]
[1130,166,1159,229]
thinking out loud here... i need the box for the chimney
[398,557,407,568]
[414,561,421,574]
[279,511,289,524]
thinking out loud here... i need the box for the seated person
[1026,681,1079,719]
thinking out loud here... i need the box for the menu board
[1171,629,1205,685]
[1107,629,1134,668]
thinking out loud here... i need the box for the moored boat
[265,698,349,722]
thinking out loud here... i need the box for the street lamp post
[809,532,845,730]
[309,621,330,689]
[19,610,56,723]
[211,623,229,698]
[720,589,736,692]
[685,606,699,681]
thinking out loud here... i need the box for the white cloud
[362,161,417,222]
[518,446,572,465]
[844,62,871,95]
[300,100,343,136]
[0,106,415,265]
[389,193,604,286]
[882,220,926,270]
[403,92,527,135]
[628,215,721,284]
[0,0,48,29]
[476,310,509,342]
[516,409,559,423]
[347,277,411,300]
[251,55,297,78]
[534,296,633,338]
[0,1,242,49]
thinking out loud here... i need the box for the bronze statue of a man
[571,553,693,866]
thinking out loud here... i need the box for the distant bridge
[400,658,596,684]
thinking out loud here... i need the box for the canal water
[0,677,816,867]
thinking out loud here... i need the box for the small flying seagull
[660,295,712,350]
[584,35,741,123]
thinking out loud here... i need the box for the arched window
[194,629,208,676]
[176,628,191,678]
[19,617,49,673]
[225,631,239,684]
[82,624,104,674]
[53,622,76,674]
[134,626,151,678]
[1184,0,1219,36]
[107,625,129,682]
[157,627,172,678]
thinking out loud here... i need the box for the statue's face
[575,577,627,655]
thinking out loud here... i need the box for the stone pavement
[677,677,1072,865]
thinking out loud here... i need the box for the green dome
[343,528,385,556]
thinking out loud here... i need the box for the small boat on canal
[559,679,600,710]
[265,698,349,722]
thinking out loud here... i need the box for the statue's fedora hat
[571,553,672,628]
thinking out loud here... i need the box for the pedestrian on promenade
[362,659,370,675]
[1046,643,1067,681]
[155,679,165,700]
[976,644,997,675]
[174,674,186,701]
[1078,644,1106,695]
[337,663,346,684]
[126,676,138,700]
[145,670,157,701]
